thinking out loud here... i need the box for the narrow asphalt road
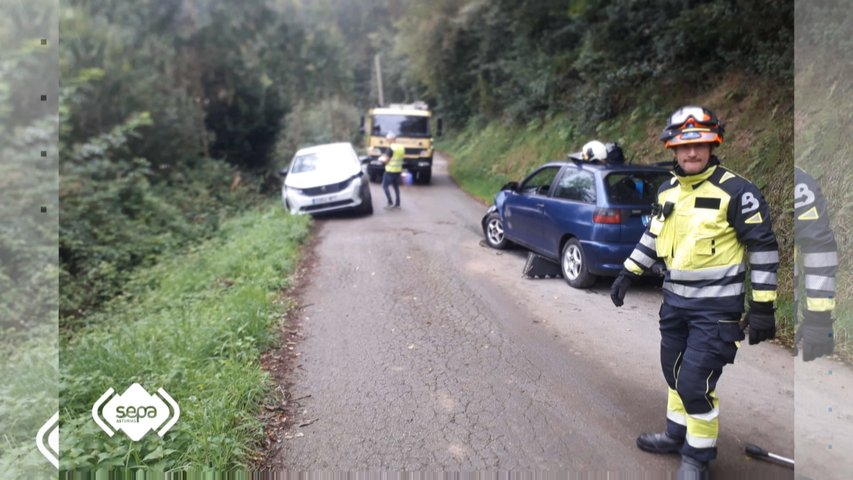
[274,154,852,478]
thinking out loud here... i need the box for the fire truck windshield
[371,115,430,138]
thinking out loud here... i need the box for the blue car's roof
[539,160,671,174]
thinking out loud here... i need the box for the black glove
[796,310,834,361]
[610,269,639,307]
[745,300,776,345]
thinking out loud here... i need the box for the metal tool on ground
[744,443,794,468]
[522,252,562,278]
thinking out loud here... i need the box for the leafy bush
[58,111,260,324]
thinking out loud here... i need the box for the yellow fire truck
[360,101,442,185]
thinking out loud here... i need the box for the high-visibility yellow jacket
[625,157,779,312]
[385,143,405,173]
[795,167,837,313]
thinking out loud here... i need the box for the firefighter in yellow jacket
[610,106,779,479]
[794,166,838,361]
[380,131,405,209]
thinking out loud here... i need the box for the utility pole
[374,54,384,107]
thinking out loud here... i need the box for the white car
[281,142,373,216]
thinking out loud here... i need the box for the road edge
[255,220,322,469]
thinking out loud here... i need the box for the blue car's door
[503,166,561,247]
[540,167,598,258]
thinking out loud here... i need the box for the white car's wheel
[359,183,373,215]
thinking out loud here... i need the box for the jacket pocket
[718,320,745,342]
[694,236,715,256]
[691,222,721,265]
[717,320,745,364]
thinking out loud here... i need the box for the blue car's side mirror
[501,181,519,192]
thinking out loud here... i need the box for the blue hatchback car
[482,159,671,288]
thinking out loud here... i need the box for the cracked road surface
[275,154,852,477]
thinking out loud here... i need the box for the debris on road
[299,418,319,427]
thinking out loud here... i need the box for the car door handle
[536,203,545,208]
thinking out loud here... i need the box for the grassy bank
[440,74,806,346]
[59,205,311,473]
[0,331,58,477]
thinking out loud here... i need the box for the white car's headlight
[286,186,302,195]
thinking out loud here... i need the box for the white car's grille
[302,179,351,197]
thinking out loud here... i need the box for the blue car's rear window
[604,171,671,206]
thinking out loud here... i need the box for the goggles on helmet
[664,106,718,129]
[659,106,724,148]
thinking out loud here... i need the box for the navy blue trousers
[659,303,744,463]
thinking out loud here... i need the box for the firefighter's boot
[636,432,683,454]
[677,455,710,480]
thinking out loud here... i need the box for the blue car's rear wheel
[561,238,596,288]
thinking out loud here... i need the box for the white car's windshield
[291,148,354,174]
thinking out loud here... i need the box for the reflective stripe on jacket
[386,143,405,173]
[625,158,779,312]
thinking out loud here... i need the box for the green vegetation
[60,207,310,471]
[443,117,588,203]
[390,0,791,127]
[272,98,362,166]
[0,332,58,477]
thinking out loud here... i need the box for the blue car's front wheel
[561,238,597,288]
[483,212,510,249]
